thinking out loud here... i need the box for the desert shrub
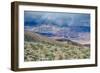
[24,41,90,61]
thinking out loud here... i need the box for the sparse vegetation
[24,41,90,61]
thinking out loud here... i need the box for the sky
[24,11,90,33]
[24,11,90,27]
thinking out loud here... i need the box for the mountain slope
[24,31,86,47]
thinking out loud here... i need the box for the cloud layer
[24,11,90,27]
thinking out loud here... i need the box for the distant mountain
[25,25,90,33]
[69,26,90,32]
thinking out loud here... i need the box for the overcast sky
[24,11,90,27]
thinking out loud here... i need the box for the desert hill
[24,31,87,48]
